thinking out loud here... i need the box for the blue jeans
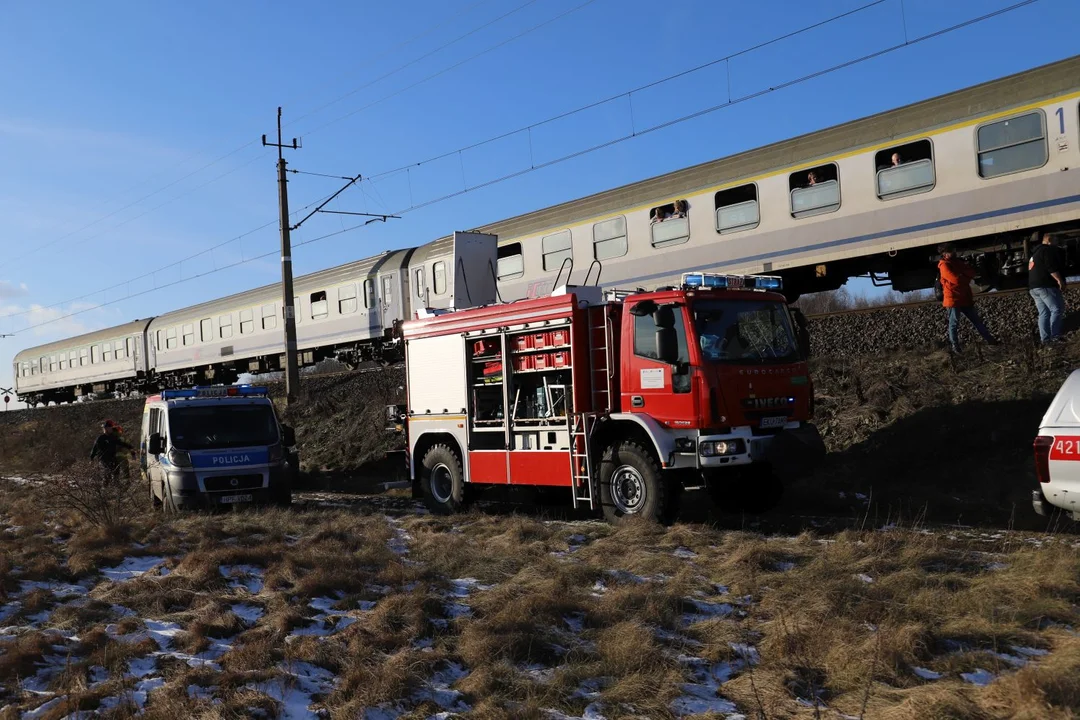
[1029,287,1065,342]
[948,306,995,350]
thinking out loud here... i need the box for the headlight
[700,440,744,457]
[167,448,192,468]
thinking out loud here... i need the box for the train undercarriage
[779,225,1080,301]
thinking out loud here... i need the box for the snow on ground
[219,564,265,593]
[100,556,167,582]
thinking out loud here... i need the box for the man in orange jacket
[938,245,1000,353]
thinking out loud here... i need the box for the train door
[380,274,397,331]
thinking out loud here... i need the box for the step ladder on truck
[399,250,825,524]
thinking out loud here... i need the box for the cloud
[0,300,116,340]
[0,281,29,301]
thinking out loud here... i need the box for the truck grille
[204,474,263,492]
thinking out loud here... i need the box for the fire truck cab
[402,272,824,523]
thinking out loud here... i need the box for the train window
[69,350,78,367]
[593,216,628,261]
[541,230,573,272]
[200,319,212,342]
[650,200,689,248]
[382,276,393,303]
[715,184,760,234]
[977,110,1047,178]
[262,303,278,329]
[59,356,68,370]
[875,139,934,199]
[338,285,357,314]
[433,262,447,295]
[104,343,114,362]
[49,354,57,372]
[790,163,840,218]
[497,243,524,281]
[155,330,162,351]
[182,323,194,346]
[410,267,423,302]
[240,309,254,335]
[166,328,177,350]
[219,314,233,339]
[92,344,102,363]
[310,291,328,320]
[292,296,301,325]
[364,279,376,309]
[79,348,88,366]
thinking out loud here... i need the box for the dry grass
[1,474,1078,718]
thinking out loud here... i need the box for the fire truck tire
[599,441,668,524]
[420,444,467,515]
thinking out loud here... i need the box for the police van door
[380,274,397,332]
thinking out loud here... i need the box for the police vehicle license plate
[760,416,787,429]
[220,494,253,504]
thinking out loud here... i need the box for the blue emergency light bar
[161,385,269,400]
[681,272,783,291]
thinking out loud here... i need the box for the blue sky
[1,0,1078,404]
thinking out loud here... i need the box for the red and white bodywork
[402,273,824,521]
[1033,369,1080,520]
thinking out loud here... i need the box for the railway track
[801,286,1028,320]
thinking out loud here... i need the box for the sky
[1,0,1078,407]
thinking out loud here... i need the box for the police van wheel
[420,444,466,515]
[599,441,668,525]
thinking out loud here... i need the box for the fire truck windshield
[692,299,799,364]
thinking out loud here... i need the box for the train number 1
[1055,106,1065,135]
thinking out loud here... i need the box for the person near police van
[1028,232,1067,344]
[937,245,1000,353]
[90,420,135,478]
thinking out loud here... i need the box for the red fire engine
[402,273,824,523]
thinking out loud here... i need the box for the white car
[1033,370,1080,520]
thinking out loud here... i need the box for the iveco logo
[212,455,251,465]
[739,368,792,376]
[742,397,794,409]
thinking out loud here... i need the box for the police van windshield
[168,404,279,450]
[692,299,799,364]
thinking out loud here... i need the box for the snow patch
[913,666,942,680]
[219,564,265,593]
[673,546,698,559]
[855,573,874,584]
[231,603,265,623]
[100,556,166,582]
[961,668,995,686]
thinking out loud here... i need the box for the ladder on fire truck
[568,305,613,510]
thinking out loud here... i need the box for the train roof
[148,247,414,325]
[12,318,154,364]
[440,54,1080,245]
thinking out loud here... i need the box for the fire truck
[401,272,824,523]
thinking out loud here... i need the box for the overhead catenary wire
[5,0,527,264]
[7,0,1041,335]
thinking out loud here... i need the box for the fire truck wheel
[420,444,467,515]
[599,441,667,524]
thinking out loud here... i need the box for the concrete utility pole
[262,108,301,404]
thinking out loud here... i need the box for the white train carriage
[13,319,153,405]
[146,231,497,387]
[148,249,414,385]
[469,54,1080,301]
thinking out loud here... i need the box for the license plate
[219,494,253,504]
[760,416,787,429]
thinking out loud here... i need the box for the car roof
[1041,369,1080,429]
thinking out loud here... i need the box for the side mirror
[630,300,658,317]
[656,327,679,365]
[281,425,296,447]
[148,433,165,455]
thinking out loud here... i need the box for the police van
[140,385,297,511]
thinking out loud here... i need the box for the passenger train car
[14,55,1080,406]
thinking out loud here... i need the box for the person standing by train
[938,245,1000,353]
[1028,232,1067,344]
[90,419,135,479]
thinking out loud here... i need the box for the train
[14,54,1080,406]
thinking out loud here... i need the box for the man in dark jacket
[90,420,134,477]
[938,245,1000,353]
[1028,232,1067,343]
